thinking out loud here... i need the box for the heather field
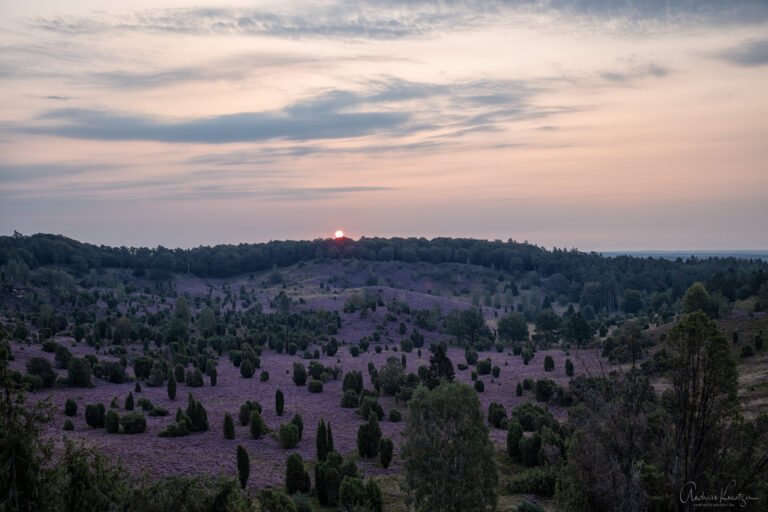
[8,323,604,491]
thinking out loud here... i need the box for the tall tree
[666,312,738,505]
[402,382,498,512]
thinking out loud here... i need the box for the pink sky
[1,1,767,249]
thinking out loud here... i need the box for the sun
[334,230,344,239]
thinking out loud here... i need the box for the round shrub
[64,398,77,417]
[544,355,555,372]
[26,357,57,388]
[186,368,204,387]
[476,359,492,375]
[389,409,402,422]
[465,349,478,365]
[341,390,359,408]
[474,380,485,392]
[67,357,92,387]
[488,402,507,428]
[492,366,500,378]
[308,380,323,393]
[240,359,255,379]
[120,412,147,434]
[63,419,74,431]
[260,371,270,382]
[85,403,105,428]
[279,423,300,449]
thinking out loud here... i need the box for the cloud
[0,163,116,183]
[599,63,670,83]
[18,78,550,144]
[23,90,413,143]
[717,39,768,66]
[27,1,768,42]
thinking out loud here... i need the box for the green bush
[186,368,204,387]
[276,389,284,416]
[534,379,557,402]
[488,402,507,428]
[492,366,500,378]
[360,397,384,421]
[105,410,120,433]
[356,413,382,458]
[26,357,57,388]
[379,438,394,468]
[516,382,523,396]
[237,445,249,489]
[292,362,307,386]
[565,358,574,377]
[476,359,492,375]
[280,423,300,449]
[85,403,105,428]
[67,357,92,387]
[389,409,402,422]
[507,420,523,458]
[224,413,236,440]
[63,419,74,431]
[341,389,359,408]
[240,359,255,378]
[133,356,154,380]
[120,412,147,434]
[508,466,559,497]
[260,371,269,382]
[64,398,78,417]
[291,413,304,440]
[511,403,554,432]
[519,432,542,467]
[308,380,323,393]
[258,488,297,512]
[285,452,311,494]
[251,411,266,439]
[343,371,363,394]
[465,349,479,365]
[186,394,209,432]
[543,355,554,372]
[474,380,485,392]
[125,392,135,411]
[148,407,169,417]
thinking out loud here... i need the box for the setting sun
[334,230,344,239]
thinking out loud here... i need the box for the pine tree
[275,389,284,416]
[236,445,249,489]
[223,412,235,440]
[167,370,177,400]
[317,419,328,462]
[327,422,334,454]
[125,392,134,411]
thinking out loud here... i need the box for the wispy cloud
[0,163,117,183]
[18,78,554,144]
[28,1,768,42]
[717,39,768,66]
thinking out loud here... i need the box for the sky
[1,0,767,251]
